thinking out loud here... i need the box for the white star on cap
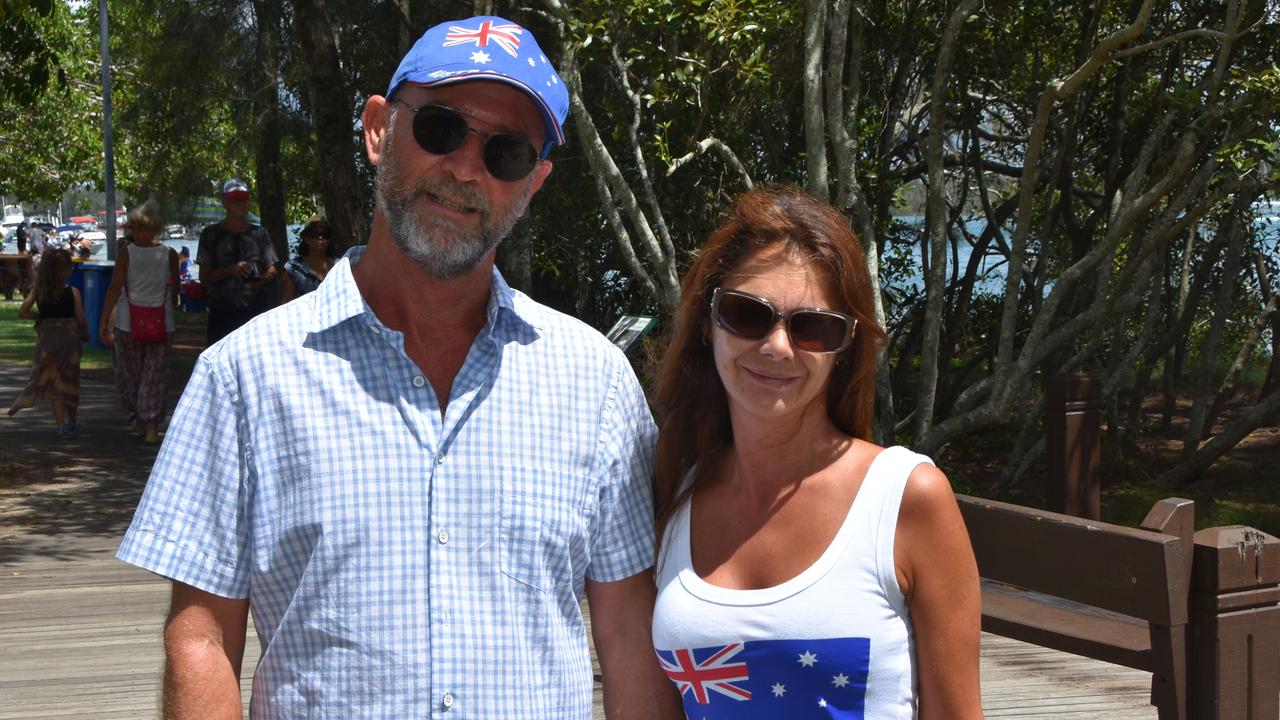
[527,58,535,67]
[771,683,786,697]
[550,75,559,84]
[470,50,491,64]
[540,54,547,63]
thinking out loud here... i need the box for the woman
[99,199,179,443]
[279,214,337,302]
[651,186,983,718]
[7,249,89,438]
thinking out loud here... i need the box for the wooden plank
[0,545,1165,719]
[958,494,1182,623]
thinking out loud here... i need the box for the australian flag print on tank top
[657,636,872,718]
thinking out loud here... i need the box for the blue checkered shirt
[117,248,657,718]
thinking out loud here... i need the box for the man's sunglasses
[710,288,857,354]
[394,100,540,182]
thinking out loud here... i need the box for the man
[14,221,27,254]
[25,221,45,255]
[195,178,278,345]
[117,15,681,719]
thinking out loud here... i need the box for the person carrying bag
[127,284,169,344]
[99,199,180,443]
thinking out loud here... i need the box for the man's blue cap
[387,16,569,156]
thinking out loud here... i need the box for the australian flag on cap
[388,16,569,155]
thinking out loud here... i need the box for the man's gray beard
[375,115,532,280]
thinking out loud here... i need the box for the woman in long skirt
[7,249,90,439]
[99,199,179,444]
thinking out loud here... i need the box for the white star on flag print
[656,637,872,718]
[470,50,491,64]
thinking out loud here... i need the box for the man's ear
[363,96,392,166]
[527,158,553,197]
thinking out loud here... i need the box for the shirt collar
[309,246,542,344]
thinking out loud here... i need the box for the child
[6,249,90,439]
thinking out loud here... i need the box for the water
[883,211,1280,300]
[84,238,201,281]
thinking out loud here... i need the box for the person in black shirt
[6,249,89,438]
[196,178,279,345]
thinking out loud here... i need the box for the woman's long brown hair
[33,249,73,305]
[651,185,886,551]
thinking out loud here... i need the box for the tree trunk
[1161,386,1280,486]
[801,0,828,196]
[914,0,981,441]
[250,0,287,265]
[1183,195,1251,456]
[292,0,368,252]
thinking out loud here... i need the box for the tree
[0,0,103,201]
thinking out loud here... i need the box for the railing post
[1045,373,1101,519]
[1189,525,1280,719]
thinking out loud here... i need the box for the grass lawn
[0,297,204,375]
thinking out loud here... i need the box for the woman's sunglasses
[394,100,540,182]
[710,288,857,353]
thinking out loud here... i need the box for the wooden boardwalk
[0,363,1157,718]
[0,539,1160,719]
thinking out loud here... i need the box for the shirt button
[369,325,381,335]
[412,375,426,388]
[437,529,449,544]
[442,692,454,709]
[435,454,445,465]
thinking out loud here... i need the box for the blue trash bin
[70,261,115,349]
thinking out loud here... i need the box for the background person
[650,186,984,718]
[279,214,337,302]
[117,15,681,719]
[195,178,277,344]
[177,246,192,281]
[6,248,88,439]
[99,199,180,444]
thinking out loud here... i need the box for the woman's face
[132,225,158,243]
[303,228,330,255]
[710,244,840,429]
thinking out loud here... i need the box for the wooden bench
[957,495,1194,720]
[0,254,34,300]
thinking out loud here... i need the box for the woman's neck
[725,402,852,499]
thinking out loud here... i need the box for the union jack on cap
[387,16,569,156]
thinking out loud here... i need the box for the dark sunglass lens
[789,311,849,352]
[414,106,469,155]
[483,134,538,181]
[718,293,775,339]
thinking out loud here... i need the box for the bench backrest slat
[957,495,1189,626]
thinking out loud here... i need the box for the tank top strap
[845,445,935,613]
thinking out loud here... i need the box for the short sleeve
[585,359,658,583]
[195,226,215,268]
[258,227,279,266]
[115,352,253,598]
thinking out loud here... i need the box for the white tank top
[115,243,174,332]
[652,445,930,719]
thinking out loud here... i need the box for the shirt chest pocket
[498,466,595,593]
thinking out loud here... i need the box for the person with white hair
[98,198,179,443]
